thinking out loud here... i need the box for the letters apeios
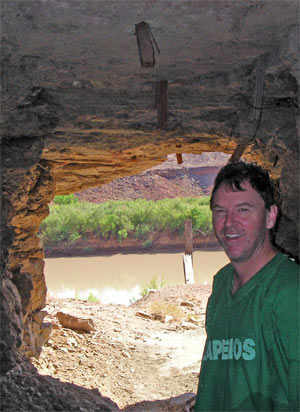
[203,338,256,361]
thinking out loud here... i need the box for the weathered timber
[183,254,195,284]
[183,219,194,284]
[228,144,247,163]
[251,55,265,120]
[184,219,193,255]
[135,21,158,68]
[156,80,168,129]
[176,153,183,164]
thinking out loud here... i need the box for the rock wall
[1,0,299,372]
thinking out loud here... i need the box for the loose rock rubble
[1,284,211,411]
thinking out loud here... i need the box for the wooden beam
[184,219,193,256]
[251,55,265,120]
[156,80,168,129]
[228,144,247,164]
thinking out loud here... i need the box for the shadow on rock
[0,361,120,411]
[122,392,196,412]
[1,360,197,411]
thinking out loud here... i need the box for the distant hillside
[75,152,230,203]
[150,152,230,170]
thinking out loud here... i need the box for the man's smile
[224,233,242,239]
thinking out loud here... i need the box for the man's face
[211,181,277,263]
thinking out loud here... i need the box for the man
[195,161,299,411]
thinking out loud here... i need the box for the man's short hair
[210,161,276,210]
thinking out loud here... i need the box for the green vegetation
[149,301,185,322]
[39,197,212,247]
[53,194,79,205]
[140,275,166,297]
[72,290,99,302]
[142,239,153,249]
[87,292,99,302]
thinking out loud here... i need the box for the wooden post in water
[183,219,194,284]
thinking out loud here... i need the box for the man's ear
[266,205,278,229]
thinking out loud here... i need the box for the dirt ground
[1,284,211,412]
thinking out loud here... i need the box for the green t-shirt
[195,252,300,411]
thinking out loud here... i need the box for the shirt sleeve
[271,269,300,411]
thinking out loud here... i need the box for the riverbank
[44,232,220,258]
[26,284,211,411]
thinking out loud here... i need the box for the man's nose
[224,211,236,227]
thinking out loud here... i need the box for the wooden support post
[184,219,193,255]
[176,153,183,164]
[251,55,265,120]
[156,80,168,130]
[183,255,194,285]
[183,219,194,284]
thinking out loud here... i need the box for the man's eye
[214,209,225,215]
[239,208,249,213]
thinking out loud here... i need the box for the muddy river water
[44,250,229,305]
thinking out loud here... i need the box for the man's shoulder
[272,253,299,279]
[213,263,233,283]
[215,262,233,275]
[267,253,299,296]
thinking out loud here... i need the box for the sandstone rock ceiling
[1,0,299,370]
[2,0,299,189]
[2,0,298,86]
[2,0,299,137]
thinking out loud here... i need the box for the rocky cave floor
[1,284,211,412]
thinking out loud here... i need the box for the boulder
[56,312,95,333]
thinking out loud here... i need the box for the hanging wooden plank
[135,21,159,68]
[251,55,265,120]
[156,80,168,129]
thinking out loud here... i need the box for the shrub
[135,223,152,239]
[141,275,165,296]
[117,229,128,241]
[40,196,213,247]
[69,232,81,243]
[149,302,184,322]
[142,239,152,249]
[53,194,79,205]
[87,292,99,302]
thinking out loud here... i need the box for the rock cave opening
[2,131,299,411]
[27,150,233,409]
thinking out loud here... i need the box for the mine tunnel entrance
[2,2,299,410]
[32,152,231,409]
